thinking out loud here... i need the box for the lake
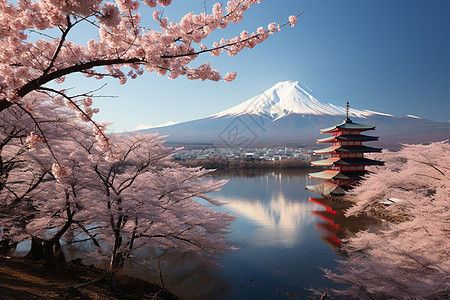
[15,168,377,299]
[154,169,380,299]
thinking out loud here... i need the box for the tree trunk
[54,239,66,263]
[25,237,66,269]
[108,236,123,291]
[108,271,117,292]
[108,252,124,291]
[1,239,18,256]
[43,241,59,269]
[109,232,123,270]
[25,238,45,260]
[1,239,10,256]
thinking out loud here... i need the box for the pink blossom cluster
[92,123,119,163]
[224,72,238,82]
[143,0,171,8]
[25,131,45,150]
[0,0,301,107]
[51,163,71,182]
[77,97,100,122]
[289,15,298,27]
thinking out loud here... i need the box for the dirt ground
[0,256,178,299]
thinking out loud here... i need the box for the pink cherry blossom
[51,163,71,182]
[0,1,301,113]
[25,131,44,150]
[99,3,121,27]
[289,15,298,27]
[224,72,237,82]
[143,0,157,7]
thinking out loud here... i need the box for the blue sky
[66,0,450,132]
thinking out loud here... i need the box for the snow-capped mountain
[138,81,449,148]
[212,80,388,119]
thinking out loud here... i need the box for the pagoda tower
[307,102,384,196]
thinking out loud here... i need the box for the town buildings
[172,146,317,162]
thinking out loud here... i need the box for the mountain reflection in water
[186,169,335,299]
[124,169,381,299]
[221,192,314,248]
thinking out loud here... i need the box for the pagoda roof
[306,181,346,196]
[311,157,384,166]
[317,134,379,143]
[309,170,366,180]
[321,119,375,133]
[314,145,382,154]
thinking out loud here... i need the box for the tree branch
[17,57,144,99]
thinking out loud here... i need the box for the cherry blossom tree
[0,105,32,256]
[0,0,302,159]
[0,96,235,275]
[0,96,99,265]
[76,132,235,287]
[322,141,450,299]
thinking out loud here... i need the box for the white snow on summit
[212,80,393,119]
[406,114,422,119]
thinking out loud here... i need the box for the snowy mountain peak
[212,80,392,120]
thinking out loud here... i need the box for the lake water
[157,169,380,300]
[15,169,378,299]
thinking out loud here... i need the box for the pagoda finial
[345,101,351,122]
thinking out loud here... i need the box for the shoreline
[0,256,178,300]
[178,158,314,170]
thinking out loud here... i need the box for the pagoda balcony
[313,145,383,155]
[333,130,361,136]
[309,169,366,181]
[317,134,379,143]
[332,141,363,146]
[327,165,366,171]
[311,157,385,167]
[330,153,364,158]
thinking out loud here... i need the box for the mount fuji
[137,80,449,148]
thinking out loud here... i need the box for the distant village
[173,146,327,162]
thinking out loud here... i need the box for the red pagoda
[307,102,384,196]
